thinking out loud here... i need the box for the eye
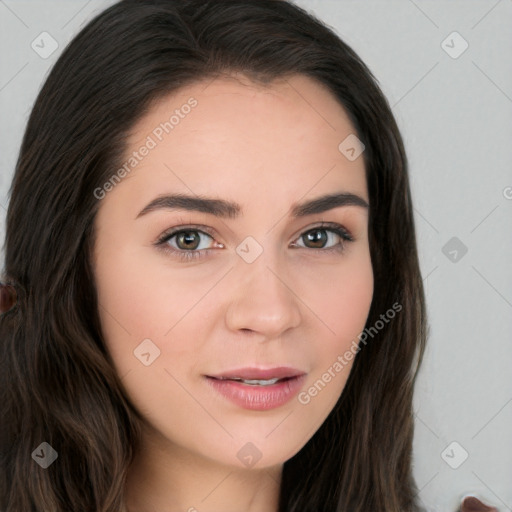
[154,222,354,262]
[155,225,220,262]
[291,222,354,253]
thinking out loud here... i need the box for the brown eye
[175,231,203,250]
[159,229,215,252]
[295,224,353,252]
[155,226,220,262]
[302,229,329,249]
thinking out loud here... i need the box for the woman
[0,1,497,511]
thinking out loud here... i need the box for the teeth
[231,377,281,386]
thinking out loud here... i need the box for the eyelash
[154,222,354,262]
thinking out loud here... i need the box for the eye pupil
[177,231,200,250]
[304,229,327,249]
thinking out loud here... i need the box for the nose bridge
[225,240,302,337]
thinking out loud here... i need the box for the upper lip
[207,366,306,380]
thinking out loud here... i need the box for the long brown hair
[0,1,427,510]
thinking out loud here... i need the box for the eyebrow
[135,191,369,220]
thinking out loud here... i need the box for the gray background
[1,1,511,510]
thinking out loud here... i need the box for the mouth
[207,375,297,386]
[205,366,306,384]
[204,367,307,410]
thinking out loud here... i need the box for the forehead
[130,72,358,149]
[115,73,367,211]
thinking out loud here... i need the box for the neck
[123,425,282,512]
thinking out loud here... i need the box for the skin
[92,72,373,512]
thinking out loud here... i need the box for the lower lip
[205,375,307,411]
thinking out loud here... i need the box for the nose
[225,252,302,339]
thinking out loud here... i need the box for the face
[92,73,373,471]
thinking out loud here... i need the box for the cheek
[295,254,373,416]
[301,250,373,344]
[331,261,373,338]
[302,250,373,378]
[94,247,167,372]
[94,246,212,381]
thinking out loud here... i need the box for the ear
[0,283,17,314]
